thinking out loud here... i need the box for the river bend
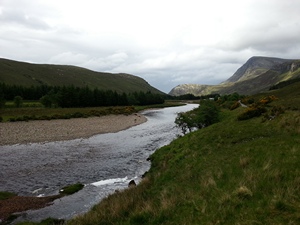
[0,104,197,222]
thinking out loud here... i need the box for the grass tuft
[0,191,16,200]
[234,186,253,200]
[59,183,84,195]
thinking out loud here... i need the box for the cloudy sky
[1,0,300,93]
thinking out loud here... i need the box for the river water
[0,104,197,222]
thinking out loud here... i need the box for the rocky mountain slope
[0,58,164,94]
[169,56,300,96]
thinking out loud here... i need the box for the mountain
[168,84,212,96]
[169,56,300,96]
[223,56,291,83]
[0,58,164,94]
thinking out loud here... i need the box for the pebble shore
[0,113,147,146]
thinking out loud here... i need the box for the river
[0,104,197,222]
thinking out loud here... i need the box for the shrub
[238,95,280,121]
[63,114,72,119]
[13,96,23,108]
[0,191,16,200]
[175,100,220,133]
[262,106,285,121]
[71,112,85,118]
[38,115,51,120]
[237,105,267,120]
[230,101,240,110]
[259,95,278,105]
[50,114,65,120]
[175,112,196,134]
[59,183,84,195]
[0,96,5,108]
[196,100,220,127]
[8,117,16,122]
[0,116,3,122]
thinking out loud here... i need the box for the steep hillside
[169,56,300,96]
[223,56,291,83]
[0,58,164,94]
[220,59,300,95]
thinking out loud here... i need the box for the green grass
[0,101,184,122]
[0,105,138,122]
[5,100,43,108]
[0,191,16,200]
[65,84,300,225]
[59,183,84,195]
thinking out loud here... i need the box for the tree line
[0,83,164,108]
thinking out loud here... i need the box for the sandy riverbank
[0,113,147,146]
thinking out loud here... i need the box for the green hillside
[66,82,300,224]
[0,58,164,94]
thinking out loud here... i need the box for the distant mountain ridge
[0,58,164,94]
[169,56,300,96]
[223,56,291,83]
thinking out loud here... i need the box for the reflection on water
[0,104,197,222]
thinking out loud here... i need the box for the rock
[128,180,136,188]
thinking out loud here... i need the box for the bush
[237,106,267,120]
[71,112,85,118]
[0,191,16,200]
[237,95,281,121]
[8,117,16,122]
[59,183,84,195]
[0,96,5,108]
[262,106,285,121]
[196,100,220,127]
[13,96,23,108]
[175,111,196,134]
[175,100,220,133]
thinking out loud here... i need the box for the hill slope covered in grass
[0,58,164,94]
[67,82,300,224]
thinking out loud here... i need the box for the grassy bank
[0,100,184,122]
[65,89,300,224]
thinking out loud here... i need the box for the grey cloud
[1,0,300,93]
[0,5,51,30]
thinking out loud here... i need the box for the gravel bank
[0,114,147,146]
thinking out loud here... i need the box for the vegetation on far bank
[0,100,185,123]
[0,82,192,122]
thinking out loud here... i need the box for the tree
[175,100,220,134]
[0,92,5,108]
[14,96,23,108]
[175,112,196,134]
[195,100,220,128]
